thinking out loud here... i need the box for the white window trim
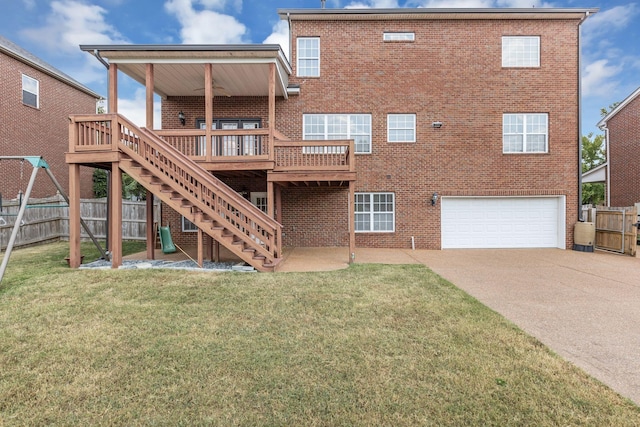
[387,114,416,143]
[297,37,320,77]
[182,216,198,232]
[502,36,540,68]
[502,113,548,154]
[303,114,372,154]
[22,74,39,108]
[383,32,415,41]
[355,192,395,233]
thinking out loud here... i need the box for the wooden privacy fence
[0,195,160,251]
[582,205,638,256]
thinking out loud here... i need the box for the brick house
[0,35,101,199]
[67,7,596,271]
[595,86,640,207]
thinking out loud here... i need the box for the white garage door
[441,197,564,249]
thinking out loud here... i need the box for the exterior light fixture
[431,121,443,129]
[178,111,186,126]
[431,192,439,206]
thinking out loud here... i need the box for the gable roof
[597,86,640,129]
[0,35,101,99]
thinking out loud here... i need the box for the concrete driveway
[280,247,640,405]
[405,248,640,406]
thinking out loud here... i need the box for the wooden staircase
[112,117,282,272]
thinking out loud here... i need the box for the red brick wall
[275,17,581,249]
[607,94,640,207]
[0,52,98,200]
[160,16,582,250]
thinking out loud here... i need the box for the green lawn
[1,242,639,426]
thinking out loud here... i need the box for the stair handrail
[112,114,281,259]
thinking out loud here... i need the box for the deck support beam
[205,63,213,161]
[109,162,122,268]
[348,181,355,264]
[145,63,155,260]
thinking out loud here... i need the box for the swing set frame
[0,156,106,284]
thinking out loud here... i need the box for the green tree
[581,132,606,205]
[93,169,146,200]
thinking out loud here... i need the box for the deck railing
[154,129,270,160]
[69,114,282,261]
[273,140,354,172]
[69,115,355,176]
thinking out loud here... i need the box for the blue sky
[1,0,638,135]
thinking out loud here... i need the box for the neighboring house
[67,7,595,271]
[0,35,100,199]
[596,86,640,207]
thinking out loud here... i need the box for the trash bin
[573,222,595,252]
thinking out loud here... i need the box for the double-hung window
[297,37,320,77]
[503,113,548,153]
[502,36,540,68]
[355,193,395,232]
[182,217,198,232]
[303,114,372,153]
[22,74,39,108]
[387,114,416,142]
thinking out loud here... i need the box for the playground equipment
[0,156,107,284]
[158,225,177,254]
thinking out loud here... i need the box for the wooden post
[268,62,276,161]
[348,181,355,264]
[275,184,282,223]
[197,228,204,268]
[145,64,155,260]
[110,163,122,268]
[146,195,155,260]
[108,64,118,114]
[68,165,82,268]
[267,181,275,219]
[214,240,220,262]
[146,64,154,129]
[205,63,213,160]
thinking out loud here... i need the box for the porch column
[68,164,82,268]
[205,63,213,161]
[197,228,204,268]
[110,163,123,268]
[267,181,275,219]
[108,63,118,114]
[275,184,282,223]
[145,63,155,259]
[268,62,276,161]
[348,181,355,264]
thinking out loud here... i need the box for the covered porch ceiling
[80,44,292,99]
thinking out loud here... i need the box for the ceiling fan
[194,80,231,97]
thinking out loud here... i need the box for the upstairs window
[303,114,372,154]
[387,114,416,142]
[502,36,540,68]
[503,113,548,153]
[22,74,39,108]
[383,32,415,41]
[297,37,320,77]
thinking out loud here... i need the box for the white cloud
[165,0,246,43]
[117,88,162,129]
[345,0,399,8]
[21,0,36,9]
[496,0,555,7]
[407,0,493,6]
[263,20,290,60]
[20,0,126,54]
[583,4,638,34]
[582,59,623,98]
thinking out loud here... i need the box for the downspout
[600,125,611,206]
[287,12,292,62]
[577,12,589,218]
[92,49,113,255]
